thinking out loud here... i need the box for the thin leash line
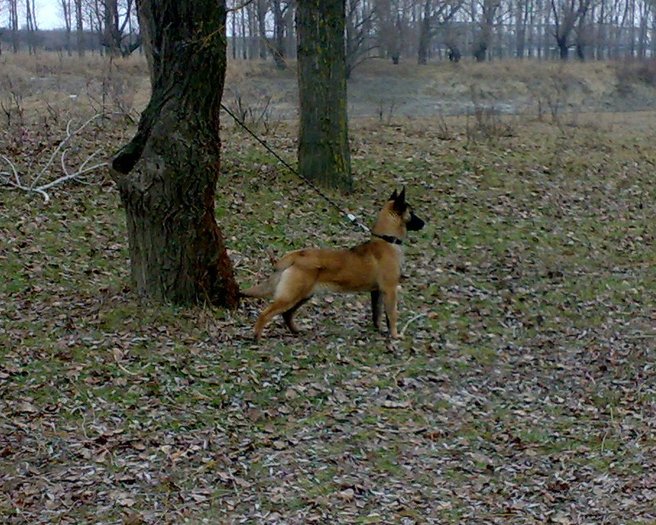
[220,102,370,234]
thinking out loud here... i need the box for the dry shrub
[613,59,656,90]
[1,51,146,81]
[0,52,148,125]
[466,85,514,141]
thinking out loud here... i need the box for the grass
[1,55,656,524]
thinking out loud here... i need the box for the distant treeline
[0,29,129,55]
[1,0,655,66]
[226,0,656,70]
[0,0,140,57]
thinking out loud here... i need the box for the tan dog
[242,188,425,340]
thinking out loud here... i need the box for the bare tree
[98,0,141,56]
[378,0,402,63]
[75,0,84,56]
[514,0,532,57]
[346,0,379,76]
[61,0,73,55]
[111,0,239,308]
[8,0,19,53]
[471,0,500,61]
[25,0,39,55]
[550,0,592,59]
[271,0,293,68]
[417,0,463,64]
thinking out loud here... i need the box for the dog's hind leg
[282,297,310,335]
[253,267,313,340]
[254,299,296,340]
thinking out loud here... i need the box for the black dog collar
[373,233,403,245]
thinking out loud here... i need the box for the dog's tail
[240,274,279,299]
[274,250,304,271]
[241,250,305,299]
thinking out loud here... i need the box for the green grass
[1,101,655,524]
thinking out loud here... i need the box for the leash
[220,102,371,234]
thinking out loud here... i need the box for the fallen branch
[0,114,109,203]
[400,312,428,338]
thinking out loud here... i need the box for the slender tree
[297,0,353,191]
[8,0,19,53]
[25,0,38,55]
[111,0,239,308]
[61,0,73,56]
[74,0,84,56]
[345,0,378,77]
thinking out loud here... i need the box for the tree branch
[0,115,108,203]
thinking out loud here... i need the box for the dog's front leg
[371,290,385,332]
[382,287,401,339]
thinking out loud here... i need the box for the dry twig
[0,114,108,203]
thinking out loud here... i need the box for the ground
[1,54,655,524]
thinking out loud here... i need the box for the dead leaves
[2,86,656,524]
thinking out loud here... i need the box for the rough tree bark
[296,0,353,192]
[111,0,239,308]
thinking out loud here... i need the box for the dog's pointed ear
[389,189,398,201]
[392,187,407,214]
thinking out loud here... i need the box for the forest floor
[1,54,655,524]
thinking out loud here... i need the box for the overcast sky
[36,0,62,30]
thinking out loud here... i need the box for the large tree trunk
[417,0,431,65]
[296,0,352,192]
[111,0,239,308]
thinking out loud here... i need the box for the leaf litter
[1,107,655,524]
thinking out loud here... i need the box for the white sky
[36,0,62,30]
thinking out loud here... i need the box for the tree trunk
[75,0,84,57]
[515,0,528,58]
[103,0,118,54]
[61,0,72,56]
[296,0,352,192]
[256,0,268,59]
[271,0,287,69]
[417,0,431,65]
[26,0,37,55]
[9,0,19,53]
[111,0,239,308]
[557,36,569,59]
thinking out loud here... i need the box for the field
[1,54,655,524]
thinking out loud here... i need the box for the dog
[242,188,425,340]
